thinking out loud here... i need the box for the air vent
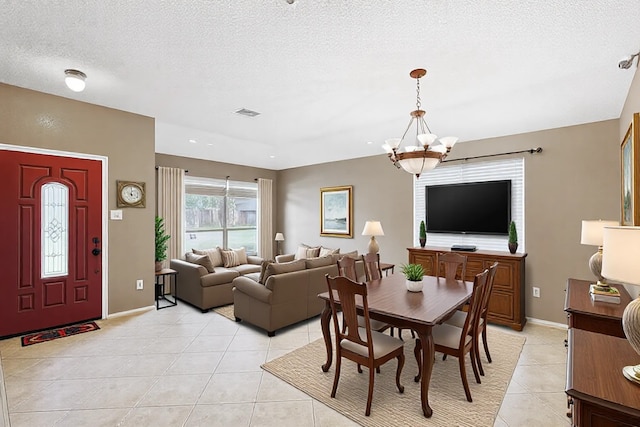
[235,108,261,117]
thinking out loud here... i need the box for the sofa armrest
[233,276,272,304]
[275,254,295,263]
[247,255,263,265]
[170,259,207,282]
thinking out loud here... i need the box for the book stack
[589,284,621,304]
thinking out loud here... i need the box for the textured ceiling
[2,1,640,170]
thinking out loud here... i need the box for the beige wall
[0,84,156,314]
[277,119,620,324]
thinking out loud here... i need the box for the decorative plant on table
[508,220,518,254]
[155,216,171,271]
[401,263,425,292]
[419,220,427,248]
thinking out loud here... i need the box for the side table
[155,268,178,309]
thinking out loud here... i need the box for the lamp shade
[362,221,384,236]
[581,220,619,246]
[602,226,640,285]
[274,232,284,241]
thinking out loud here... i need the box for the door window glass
[42,182,68,277]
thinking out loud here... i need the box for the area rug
[21,321,100,346]
[262,328,525,427]
[213,304,235,322]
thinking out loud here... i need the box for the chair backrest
[337,256,358,281]
[479,262,499,321]
[362,252,382,281]
[325,274,374,351]
[436,252,468,281]
[458,268,489,346]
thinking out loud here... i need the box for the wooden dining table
[318,273,474,418]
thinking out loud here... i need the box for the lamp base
[623,296,640,383]
[622,365,640,385]
[588,250,605,285]
[368,237,379,254]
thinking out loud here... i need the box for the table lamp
[274,232,284,255]
[601,226,640,383]
[580,219,619,286]
[362,221,384,254]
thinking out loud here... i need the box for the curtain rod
[442,147,542,163]
[155,166,189,173]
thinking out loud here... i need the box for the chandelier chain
[415,78,422,110]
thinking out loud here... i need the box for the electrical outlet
[532,286,540,298]
[136,279,143,290]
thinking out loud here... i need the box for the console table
[407,246,526,330]
[564,277,640,426]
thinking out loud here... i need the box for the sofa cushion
[263,259,306,284]
[193,247,223,268]
[295,244,321,260]
[233,263,261,275]
[185,252,215,273]
[200,270,240,287]
[319,246,340,257]
[305,255,335,269]
[244,272,261,282]
[341,250,359,259]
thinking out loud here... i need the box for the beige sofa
[232,254,364,336]
[170,247,262,312]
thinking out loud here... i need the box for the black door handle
[91,237,101,256]
[92,248,101,256]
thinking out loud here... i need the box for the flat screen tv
[425,180,511,235]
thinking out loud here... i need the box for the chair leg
[390,327,395,337]
[442,354,448,361]
[365,364,375,416]
[459,355,473,402]
[410,329,415,338]
[470,345,481,384]
[482,327,492,363]
[474,334,485,377]
[357,364,363,374]
[396,353,405,393]
[376,366,381,374]
[331,355,342,398]
[413,338,422,382]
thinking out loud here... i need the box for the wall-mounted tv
[425,180,511,235]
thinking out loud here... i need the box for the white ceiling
[2,1,640,170]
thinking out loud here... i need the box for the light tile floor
[0,304,570,426]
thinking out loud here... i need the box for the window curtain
[157,167,185,268]
[258,178,273,260]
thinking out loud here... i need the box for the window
[184,176,257,254]
[42,182,69,278]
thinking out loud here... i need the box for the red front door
[0,150,102,338]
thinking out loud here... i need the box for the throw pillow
[263,259,306,284]
[221,249,241,268]
[185,252,215,273]
[258,259,274,284]
[233,247,248,265]
[341,250,359,259]
[319,246,340,257]
[294,244,321,260]
[305,255,335,269]
[193,247,223,267]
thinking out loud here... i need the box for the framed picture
[621,113,640,226]
[320,185,353,238]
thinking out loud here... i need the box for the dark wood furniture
[380,262,394,276]
[362,252,383,281]
[408,246,527,331]
[155,268,178,309]
[564,277,631,339]
[566,328,640,426]
[324,275,405,416]
[435,252,468,281]
[318,273,474,417]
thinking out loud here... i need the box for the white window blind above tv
[413,157,524,252]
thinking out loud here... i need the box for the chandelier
[382,69,457,178]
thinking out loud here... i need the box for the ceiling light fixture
[382,69,457,178]
[64,69,86,92]
[619,51,640,69]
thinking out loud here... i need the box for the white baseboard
[526,317,567,330]
[107,305,155,319]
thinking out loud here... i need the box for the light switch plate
[110,210,123,220]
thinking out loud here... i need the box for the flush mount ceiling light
[619,51,640,69]
[64,69,86,92]
[382,68,457,178]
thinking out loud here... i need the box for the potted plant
[508,220,518,254]
[419,220,427,248]
[401,263,425,292]
[155,216,171,271]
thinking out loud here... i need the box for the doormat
[21,321,100,346]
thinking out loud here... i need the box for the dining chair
[436,252,468,281]
[444,261,499,376]
[325,274,405,416]
[413,268,489,402]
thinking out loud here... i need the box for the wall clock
[116,180,146,208]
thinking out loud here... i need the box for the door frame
[0,143,109,319]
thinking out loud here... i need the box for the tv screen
[425,180,511,235]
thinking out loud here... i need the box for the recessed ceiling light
[269,155,276,159]
[207,143,214,146]
[189,139,197,143]
[366,141,373,145]
[64,69,86,92]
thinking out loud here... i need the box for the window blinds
[184,177,257,197]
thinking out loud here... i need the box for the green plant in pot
[155,216,171,271]
[419,220,427,248]
[508,220,518,254]
[401,263,425,292]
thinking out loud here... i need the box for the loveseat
[232,252,364,336]
[170,247,262,312]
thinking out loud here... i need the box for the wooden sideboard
[407,246,526,331]
[564,278,640,426]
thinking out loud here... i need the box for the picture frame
[320,185,353,238]
[621,113,640,226]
